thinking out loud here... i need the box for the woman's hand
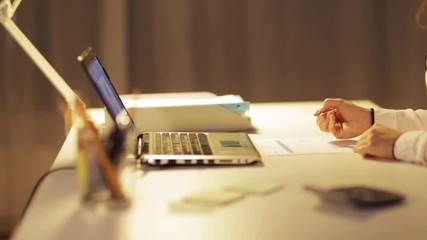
[353,124,402,159]
[316,98,372,139]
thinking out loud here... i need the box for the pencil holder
[74,103,131,210]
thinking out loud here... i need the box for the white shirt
[375,108,427,165]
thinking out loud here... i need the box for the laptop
[78,46,261,166]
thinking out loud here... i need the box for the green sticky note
[226,180,283,195]
[169,201,215,213]
[184,189,245,205]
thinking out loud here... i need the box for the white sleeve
[374,108,427,164]
[393,131,427,165]
[374,108,427,131]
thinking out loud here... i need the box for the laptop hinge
[136,134,143,158]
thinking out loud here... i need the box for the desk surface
[12,100,427,240]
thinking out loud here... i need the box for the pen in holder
[73,101,131,209]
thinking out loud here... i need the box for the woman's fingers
[327,111,336,134]
[317,112,329,132]
[354,134,369,155]
[317,110,343,137]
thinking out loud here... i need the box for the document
[253,136,356,156]
[122,93,247,109]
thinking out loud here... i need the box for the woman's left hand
[353,124,402,159]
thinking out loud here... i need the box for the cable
[20,166,76,219]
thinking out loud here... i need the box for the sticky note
[169,201,215,213]
[225,180,283,195]
[184,189,245,205]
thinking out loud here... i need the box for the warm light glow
[416,0,427,29]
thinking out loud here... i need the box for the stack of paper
[104,92,254,132]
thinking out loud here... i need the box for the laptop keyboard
[143,133,212,155]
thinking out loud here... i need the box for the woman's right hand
[316,98,372,139]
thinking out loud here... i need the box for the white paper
[122,94,244,108]
[253,136,356,156]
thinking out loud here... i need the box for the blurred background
[1,0,427,237]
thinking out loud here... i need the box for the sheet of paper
[122,94,245,107]
[253,136,356,156]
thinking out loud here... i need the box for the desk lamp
[0,0,82,108]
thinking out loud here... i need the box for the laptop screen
[78,47,134,127]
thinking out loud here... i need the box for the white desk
[12,101,427,240]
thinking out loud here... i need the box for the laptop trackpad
[209,133,258,156]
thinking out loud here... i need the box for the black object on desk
[305,185,405,208]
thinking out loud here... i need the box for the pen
[313,107,334,116]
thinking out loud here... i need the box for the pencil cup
[74,104,132,210]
